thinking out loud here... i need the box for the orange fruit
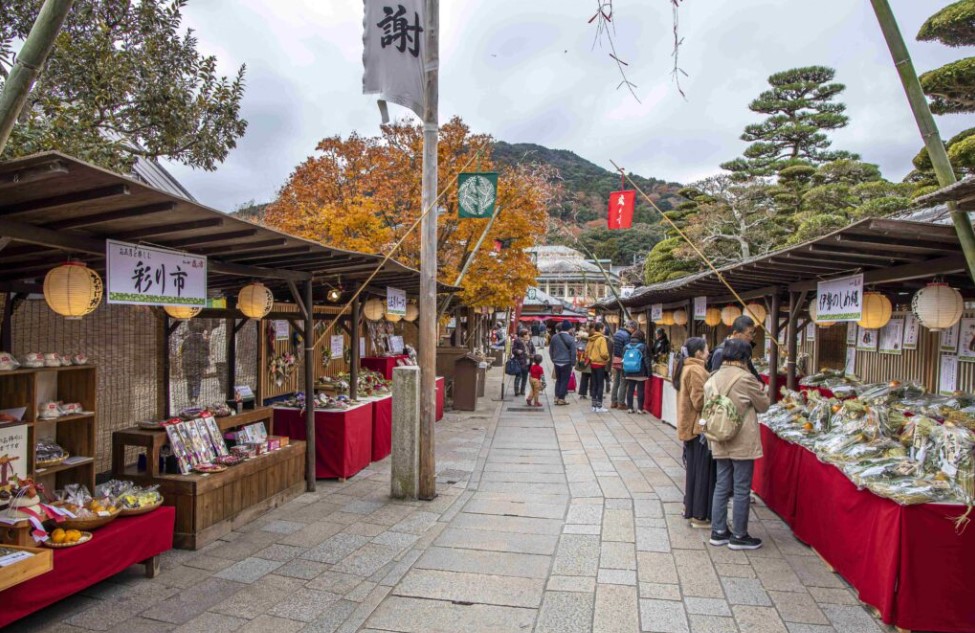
[66,529,81,543]
[50,528,66,544]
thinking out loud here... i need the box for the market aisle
[9,367,893,633]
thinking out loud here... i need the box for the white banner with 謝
[651,304,663,321]
[386,287,407,316]
[815,273,863,322]
[693,296,707,320]
[106,240,206,306]
[362,0,425,121]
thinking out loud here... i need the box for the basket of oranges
[54,498,119,531]
[45,528,92,548]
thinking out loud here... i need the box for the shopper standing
[530,320,543,349]
[576,330,591,400]
[611,320,636,409]
[511,329,535,396]
[586,322,611,413]
[708,315,762,380]
[705,338,770,550]
[674,337,714,528]
[549,320,577,406]
[622,330,652,413]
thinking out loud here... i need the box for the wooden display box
[0,544,52,592]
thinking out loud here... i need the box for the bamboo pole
[418,0,439,501]
[870,0,975,283]
[0,0,75,154]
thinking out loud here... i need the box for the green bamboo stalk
[0,0,75,155]
[870,0,975,282]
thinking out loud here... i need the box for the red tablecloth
[751,425,804,525]
[0,506,176,627]
[274,403,374,479]
[436,376,444,421]
[361,355,408,380]
[645,376,663,418]
[755,430,975,632]
[371,395,392,461]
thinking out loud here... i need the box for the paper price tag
[97,511,111,517]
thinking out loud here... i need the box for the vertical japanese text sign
[607,190,635,230]
[693,297,707,320]
[362,0,426,121]
[106,240,207,307]
[815,274,863,323]
[387,287,407,317]
[458,173,498,219]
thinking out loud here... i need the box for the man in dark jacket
[611,320,637,409]
[709,315,762,381]
[549,320,577,405]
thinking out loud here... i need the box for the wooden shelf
[0,365,93,376]
[38,413,94,424]
[34,457,94,477]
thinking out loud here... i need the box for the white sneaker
[593,406,609,413]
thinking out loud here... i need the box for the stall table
[361,355,409,380]
[0,507,176,627]
[370,395,392,461]
[274,402,374,479]
[753,427,975,632]
[645,375,677,427]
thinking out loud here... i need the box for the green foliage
[917,0,975,47]
[571,223,664,266]
[721,66,858,178]
[644,237,696,284]
[919,57,975,114]
[0,0,247,173]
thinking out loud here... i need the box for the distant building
[527,245,620,308]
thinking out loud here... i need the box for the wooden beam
[287,280,307,319]
[806,245,919,263]
[193,238,288,256]
[43,202,176,230]
[789,253,968,291]
[0,159,68,189]
[113,218,224,240]
[156,229,258,248]
[831,234,957,255]
[866,218,958,241]
[0,184,129,216]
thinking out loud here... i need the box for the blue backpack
[622,342,644,373]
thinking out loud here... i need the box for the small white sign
[651,304,663,321]
[0,424,29,483]
[846,323,857,345]
[940,354,959,395]
[387,287,407,317]
[941,321,961,353]
[359,337,366,358]
[816,273,863,322]
[107,239,206,307]
[845,346,856,375]
[879,318,904,355]
[902,314,919,350]
[273,320,290,341]
[390,335,405,354]
[330,335,344,360]
[805,322,816,341]
[620,286,635,299]
[694,297,707,320]
[857,327,879,352]
[958,318,975,362]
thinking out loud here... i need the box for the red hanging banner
[607,190,635,230]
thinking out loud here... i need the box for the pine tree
[721,66,858,178]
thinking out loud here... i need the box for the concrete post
[391,365,421,499]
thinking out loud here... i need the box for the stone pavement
[10,368,897,633]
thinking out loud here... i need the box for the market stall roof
[597,217,968,310]
[0,152,458,298]
[914,176,975,210]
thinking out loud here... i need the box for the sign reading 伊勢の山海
[106,240,206,307]
[815,274,863,323]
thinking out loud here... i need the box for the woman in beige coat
[704,338,770,551]
[674,337,713,529]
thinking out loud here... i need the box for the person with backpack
[575,329,591,400]
[585,322,611,413]
[549,320,577,406]
[621,330,651,413]
[674,337,714,529]
[511,329,535,396]
[610,320,636,409]
[702,338,770,550]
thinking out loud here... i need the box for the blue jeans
[514,368,529,394]
[711,459,754,537]
[554,364,572,400]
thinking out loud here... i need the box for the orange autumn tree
[264,117,559,309]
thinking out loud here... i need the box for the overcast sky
[163,0,969,211]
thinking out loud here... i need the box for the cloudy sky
[163,0,968,211]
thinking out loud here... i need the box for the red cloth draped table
[436,377,445,421]
[361,355,408,380]
[370,395,392,461]
[0,506,176,627]
[754,428,975,632]
[274,403,374,479]
[645,375,664,418]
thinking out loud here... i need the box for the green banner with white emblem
[458,172,498,218]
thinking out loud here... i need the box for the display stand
[0,507,175,627]
[369,395,392,462]
[360,355,408,380]
[274,402,373,479]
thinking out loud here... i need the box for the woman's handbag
[505,357,522,376]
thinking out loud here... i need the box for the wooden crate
[0,544,53,592]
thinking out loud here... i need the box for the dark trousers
[578,371,591,397]
[683,437,717,521]
[554,363,572,400]
[625,379,646,411]
[712,459,755,536]
[589,367,606,406]
[514,368,529,394]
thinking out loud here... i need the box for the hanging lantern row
[808,301,835,329]
[637,313,648,325]
[704,307,722,327]
[604,313,620,325]
[405,303,419,322]
[912,282,963,332]
[720,305,741,327]
[673,309,688,326]
[44,262,103,319]
[857,292,892,330]
[659,311,675,326]
[238,282,274,319]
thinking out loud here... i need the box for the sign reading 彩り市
[458,173,498,219]
[386,287,407,316]
[815,273,863,323]
[106,240,206,307]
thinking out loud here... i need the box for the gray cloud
[163,0,968,211]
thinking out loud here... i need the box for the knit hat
[560,320,573,331]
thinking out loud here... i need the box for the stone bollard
[391,365,420,499]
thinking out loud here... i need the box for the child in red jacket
[528,354,546,407]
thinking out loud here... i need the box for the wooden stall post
[225,317,236,402]
[768,292,781,401]
[350,295,361,401]
[686,300,695,338]
[786,291,807,391]
[303,280,315,492]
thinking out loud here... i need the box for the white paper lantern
[808,301,834,328]
[604,313,620,325]
[43,262,103,319]
[164,305,202,320]
[721,305,742,327]
[744,302,767,325]
[911,282,963,332]
[404,303,419,322]
[637,313,648,325]
[673,309,688,326]
[363,298,385,321]
[238,282,274,319]
[704,307,721,327]
[857,292,892,330]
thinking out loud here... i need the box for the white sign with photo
[903,313,920,350]
[273,320,290,341]
[941,321,961,353]
[857,326,879,352]
[693,297,707,320]
[845,346,856,376]
[107,239,206,306]
[879,318,904,355]
[958,318,975,362]
[940,354,959,395]
[805,322,816,341]
[386,287,407,316]
[651,304,663,321]
[815,273,863,322]
[330,335,344,360]
[0,424,29,483]
[846,323,857,346]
